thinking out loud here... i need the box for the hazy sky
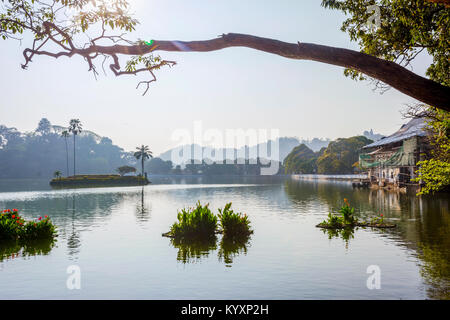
[0,0,431,155]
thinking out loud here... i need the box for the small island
[50,142,153,188]
[50,174,150,188]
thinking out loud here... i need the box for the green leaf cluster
[170,202,218,240]
[321,0,450,86]
[218,202,253,238]
[170,202,253,240]
[413,108,450,194]
[0,209,57,241]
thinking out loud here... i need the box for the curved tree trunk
[85,33,449,110]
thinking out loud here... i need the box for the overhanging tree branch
[3,1,448,110]
[29,33,449,111]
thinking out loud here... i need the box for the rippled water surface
[0,176,448,299]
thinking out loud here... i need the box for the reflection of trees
[284,179,372,215]
[0,238,55,262]
[66,195,81,259]
[218,235,251,266]
[169,234,252,266]
[321,228,355,249]
[285,178,450,300]
[135,187,151,223]
[418,243,450,300]
[170,236,217,264]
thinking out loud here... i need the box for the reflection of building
[359,117,431,192]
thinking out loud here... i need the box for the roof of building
[363,117,428,149]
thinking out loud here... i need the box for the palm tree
[54,170,62,180]
[134,145,153,176]
[68,119,82,176]
[61,130,70,177]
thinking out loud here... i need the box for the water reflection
[170,234,252,266]
[320,228,355,248]
[0,239,55,262]
[135,187,151,223]
[218,235,251,267]
[170,236,218,264]
[285,178,450,300]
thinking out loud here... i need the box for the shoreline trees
[68,119,82,176]
[134,145,153,177]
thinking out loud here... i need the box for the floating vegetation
[166,202,218,240]
[164,202,253,265]
[218,203,253,239]
[163,202,253,239]
[316,199,396,229]
[0,209,57,241]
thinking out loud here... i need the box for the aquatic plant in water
[218,203,253,238]
[0,209,57,241]
[317,199,358,229]
[165,202,254,265]
[317,199,396,230]
[166,202,253,239]
[169,202,218,240]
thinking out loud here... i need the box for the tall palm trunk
[73,134,76,176]
[65,137,69,177]
[141,157,144,176]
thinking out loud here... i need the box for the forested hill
[0,119,133,178]
[283,136,373,174]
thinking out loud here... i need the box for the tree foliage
[146,157,173,175]
[283,144,322,174]
[413,108,450,194]
[0,118,133,178]
[284,136,373,174]
[1,1,448,104]
[116,165,136,176]
[0,0,175,94]
[316,136,373,174]
[322,0,450,86]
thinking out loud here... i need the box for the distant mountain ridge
[157,131,381,165]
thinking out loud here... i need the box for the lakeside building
[359,117,431,192]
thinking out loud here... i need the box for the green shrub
[0,209,57,240]
[21,218,57,240]
[170,202,218,239]
[323,212,343,228]
[218,203,253,238]
[318,199,358,228]
[0,215,21,240]
[339,199,357,225]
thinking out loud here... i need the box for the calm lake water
[0,176,448,299]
